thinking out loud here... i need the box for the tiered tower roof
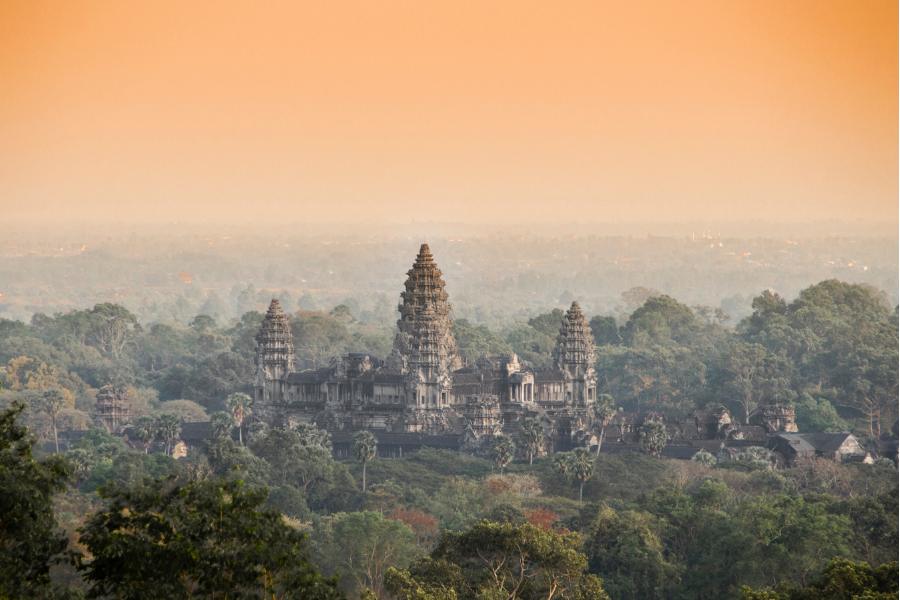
[95,384,130,432]
[256,299,296,373]
[393,243,460,376]
[554,301,596,372]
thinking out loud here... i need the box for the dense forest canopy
[2,278,895,442]
[0,278,897,598]
[1,401,897,598]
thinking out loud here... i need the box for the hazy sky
[1,0,896,226]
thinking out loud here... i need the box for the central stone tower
[391,243,461,415]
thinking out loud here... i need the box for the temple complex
[253,243,599,451]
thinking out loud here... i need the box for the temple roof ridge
[257,298,294,349]
[265,298,285,317]
[554,298,595,370]
[392,242,461,374]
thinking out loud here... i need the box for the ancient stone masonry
[390,243,461,379]
[254,299,296,421]
[253,243,599,450]
[553,301,597,408]
[751,404,798,433]
[555,302,595,371]
[95,384,130,433]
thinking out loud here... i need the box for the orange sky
[1,0,896,226]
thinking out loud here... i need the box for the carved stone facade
[95,384,130,433]
[751,404,799,433]
[254,243,599,449]
[553,302,597,408]
[254,298,296,421]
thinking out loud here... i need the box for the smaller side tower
[95,384,130,433]
[255,299,296,415]
[753,404,799,433]
[553,302,597,408]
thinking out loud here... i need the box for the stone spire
[392,243,460,377]
[256,299,295,380]
[95,384,129,433]
[554,301,595,374]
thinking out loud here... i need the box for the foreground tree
[691,448,717,467]
[294,422,333,451]
[226,392,253,445]
[353,430,377,493]
[65,447,93,484]
[592,394,616,455]
[553,452,572,480]
[722,341,769,424]
[0,403,71,598]
[568,448,595,503]
[740,558,898,600]
[314,511,418,598]
[209,410,234,440]
[154,413,181,456]
[491,434,516,474]
[37,388,67,453]
[586,505,674,600]
[132,415,157,454]
[639,420,668,457]
[250,427,348,501]
[386,520,609,600]
[519,419,544,465]
[78,478,343,599]
[84,303,142,359]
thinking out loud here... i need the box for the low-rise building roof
[179,421,213,444]
[533,369,566,383]
[286,368,334,384]
[799,432,857,455]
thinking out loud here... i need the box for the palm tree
[639,420,668,458]
[293,422,332,451]
[38,389,66,453]
[209,411,234,440]
[592,393,617,455]
[553,453,571,480]
[226,392,253,445]
[568,448,595,503]
[491,435,516,475]
[353,430,377,493]
[133,415,156,454]
[519,419,544,465]
[66,448,92,484]
[155,414,181,456]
